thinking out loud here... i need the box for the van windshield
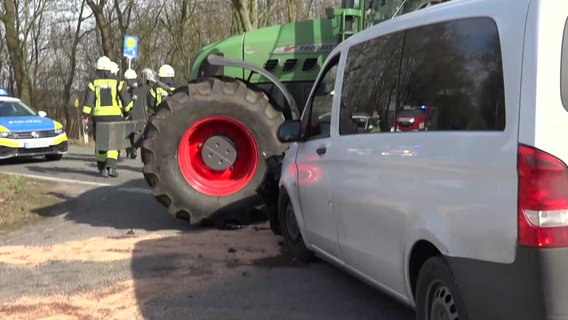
[562,18,568,110]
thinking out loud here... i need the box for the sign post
[123,35,138,70]
[75,98,81,142]
[75,98,90,145]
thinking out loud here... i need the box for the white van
[276,0,568,319]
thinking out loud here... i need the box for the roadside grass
[0,174,63,231]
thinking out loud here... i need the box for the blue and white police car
[0,89,68,160]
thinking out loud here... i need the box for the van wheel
[415,256,468,320]
[278,192,314,262]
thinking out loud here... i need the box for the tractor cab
[365,0,449,27]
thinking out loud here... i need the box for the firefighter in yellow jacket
[81,56,133,177]
[147,64,176,114]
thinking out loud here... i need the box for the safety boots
[99,166,118,178]
[108,167,119,177]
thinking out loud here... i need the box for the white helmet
[96,56,112,71]
[158,64,175,78]
[110,62,120,75]
[124,68,137,80]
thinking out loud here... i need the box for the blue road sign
[123,35,138,59]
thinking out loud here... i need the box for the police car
[0,89,68,160]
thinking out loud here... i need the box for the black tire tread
[141,77,285,224]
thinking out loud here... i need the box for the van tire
[415,256,468,320]
[278,190,314,262]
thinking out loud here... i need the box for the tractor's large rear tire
[141,77,286,226]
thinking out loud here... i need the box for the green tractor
[140,0,447,229]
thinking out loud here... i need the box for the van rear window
[562,18,568,110]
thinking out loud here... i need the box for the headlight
[0,132,10,138]
[55,128,64,134]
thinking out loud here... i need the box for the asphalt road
[0,146,415,320]
[0,146,145,187]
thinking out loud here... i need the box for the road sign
[123,35,138,59]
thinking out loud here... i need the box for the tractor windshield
[366,0,447,27]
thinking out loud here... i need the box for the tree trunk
[231,0,254,32]
[249,0,258,29]
[287,0,298,23]
[86,0,113,58]
[63,0,87,133]
[114,0,134,70]
[1,0,32,104]
[262,0,273,27]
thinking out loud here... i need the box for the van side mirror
[38,111,47,117]
[277,120,301,143]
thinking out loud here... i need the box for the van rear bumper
[447,247,568,320]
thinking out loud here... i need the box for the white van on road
[276,0,568,319]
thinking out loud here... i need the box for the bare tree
[113,0,135,70]
[130,1,165,70]
[287,0,298,22]
[0,0,48,104]
[85,0,113,58]
[231,0,254,32]
[60,0,90,133]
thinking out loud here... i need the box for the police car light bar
[0,88,8,96]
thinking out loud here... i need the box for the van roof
[327,0,499,60]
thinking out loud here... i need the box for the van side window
[340,32,404,135]
[398,17,505,131]
[302,58,339,140]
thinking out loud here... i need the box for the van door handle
[316,145,327,155]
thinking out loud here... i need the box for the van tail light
[518,144,568,247]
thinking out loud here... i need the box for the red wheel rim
[178,116,259,196]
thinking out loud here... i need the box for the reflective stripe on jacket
[149,86,175,111]
[117,81,134,114]
[82,78,133,117]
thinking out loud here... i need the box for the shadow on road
[32,178,193,232]
[56,153,94,163]
[26,160,144,177]
[0,148,92,166]
[0,149,143,177]
[131,230,415,320]
[0,156,49,166]
[32,177,268,232]
[27,164,105,178]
